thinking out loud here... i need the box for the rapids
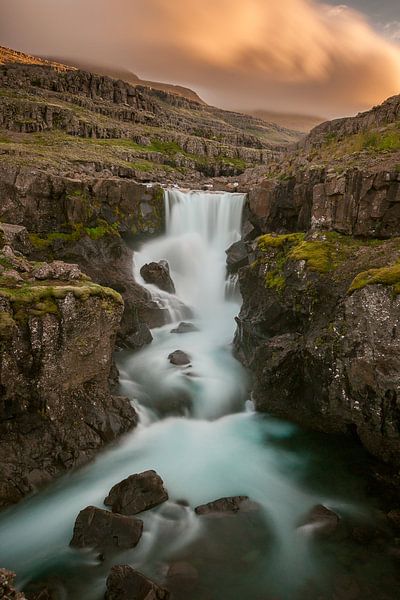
[0,189,398,600]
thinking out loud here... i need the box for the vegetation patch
[349,263,400,294]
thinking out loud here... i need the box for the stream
[0,189,399,600]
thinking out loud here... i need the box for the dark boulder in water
[226,240,249,274]
[105,565,170,600]
[104,470,168,516]
[297,504,340,537]
[170,322,199,334]
[69,506,143,553]
[168,350,192,366]
[195,496,259,516]
[140,261,176,294]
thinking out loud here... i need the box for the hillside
[0,46,301,185]
[43,56,207,105]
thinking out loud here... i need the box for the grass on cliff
[0,282,123,325]
[349,262,400,294]
[29,221,120,249]
[258,232,385,292]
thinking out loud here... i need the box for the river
[0,189,398,599]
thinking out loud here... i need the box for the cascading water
[0,189,397,600]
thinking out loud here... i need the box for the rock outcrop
[105,565,170,600]
[0,233,137,508]
[104,470,168,515]
[140,261,175,294]
[70,506,143,554]
[248,168,400,239]
[235,231,400,464]
[0,569,26,599]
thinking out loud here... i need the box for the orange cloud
[0,0,399,116]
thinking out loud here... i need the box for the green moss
[349,263,400,294]
[29,221,120,248]
[265,272,286,293]
[258,233,305,251]
[0,311,16,339]
[0,282,123,323]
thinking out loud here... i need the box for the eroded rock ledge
[0,229,137,508]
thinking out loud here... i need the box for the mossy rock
[349,263,400,294]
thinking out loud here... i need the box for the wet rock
[105,565,170,600]
[70,506,143,553]
[226,240,249,274]
[195,496,259,516]
[104,470,168,515]
[23,577,66,600]
[123,322,153,350]
[298,505,340,537]
[0,569,26,599]
[168,350,191,366]
[170,322,199,334]
[140,261,175,294]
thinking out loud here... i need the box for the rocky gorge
[1,47,400,599]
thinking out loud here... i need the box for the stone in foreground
[0,569,26,599]
[170,322,199,334]
[297,504,340,537]
[195,496,259,516]
[105,565,170,600]
[70,506,143,552]
[168,350,191,366]
[140,261,175,294]
[104,470,168,515]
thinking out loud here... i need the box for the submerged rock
[105,565,170,600]
[297,505,340,537]
[70,506,143,553]
[195,496,259,516]
[168,350,191,366]
[140,261,175,294]
[170,322,199,334]
[104,470,168,515]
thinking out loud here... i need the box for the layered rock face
[248,168,400,238]
[235,232,400,464]
[0,230,137,508]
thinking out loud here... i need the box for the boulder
[140,261,175,294]
[297,505,340,537]
[168,350,191,366]
[226,240,249,274]
[104,470,168,515]
[70,506,143,553]
[32,261,85,281]
[105,565,170,600]
[170,322,199,334]
[195,496,259,516]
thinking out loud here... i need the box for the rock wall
[0,233,137,508]
[235,232,400,465]
[248,168,400,238]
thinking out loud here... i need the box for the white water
[0,189,381,600]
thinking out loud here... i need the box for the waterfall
[134,189,246,321]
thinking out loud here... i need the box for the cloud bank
[0,0,399,116]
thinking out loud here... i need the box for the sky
[0,0,399,118]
